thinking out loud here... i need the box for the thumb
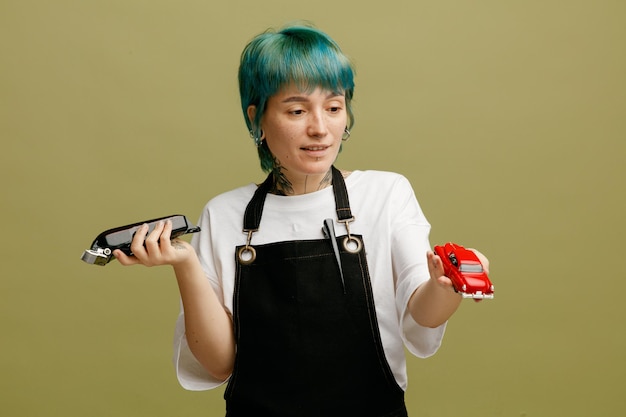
[427,251,445,279]
[113,249,139,266]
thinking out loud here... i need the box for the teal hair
[238,24,356,172]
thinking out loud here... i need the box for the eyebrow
[281,92,344,103]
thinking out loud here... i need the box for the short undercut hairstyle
[238,24,356,172]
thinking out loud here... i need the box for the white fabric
[173,170,446,391]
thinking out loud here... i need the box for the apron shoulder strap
[243,172,274,232]
[242,166,353,231]
[331,166,354,222]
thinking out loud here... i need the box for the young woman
[115,24,488,417]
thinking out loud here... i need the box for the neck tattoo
[269,167,333,196]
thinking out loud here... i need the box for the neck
[270,168,333,196]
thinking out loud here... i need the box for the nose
[307,110,328,138]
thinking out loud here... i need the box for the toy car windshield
[81,214,200,266]
[459,263,484,273]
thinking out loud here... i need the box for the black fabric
[242,172,274,232]
[227,238,405,417]
[331,165,353,221]
[226,170,406,417]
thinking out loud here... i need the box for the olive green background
[2,1,624,416]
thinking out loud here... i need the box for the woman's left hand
[426,247,491,302]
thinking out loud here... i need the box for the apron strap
[243,172,274,232]
[331,166,354,222]
[242,165,353,231]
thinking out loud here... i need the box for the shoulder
[204,183,257,212]
[345,170,426,220]
[346,170,414,194]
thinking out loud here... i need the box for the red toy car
[433,242,494,300]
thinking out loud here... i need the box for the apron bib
[225,167,407,417]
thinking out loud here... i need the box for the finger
[144,221,165,255]
[129,223,150,259]
[113,249,139,266]
[159,219,173,250]
[152,220,174,260]
[427,251,455,289]
[426,251,445,278]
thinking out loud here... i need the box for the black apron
[225,166,407,417]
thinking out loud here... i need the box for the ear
[246,105,257,126]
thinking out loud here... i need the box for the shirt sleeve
[389,175,447,357]
[172,309,228,390]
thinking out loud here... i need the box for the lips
[301,145,330,151]
[301,145,331,160]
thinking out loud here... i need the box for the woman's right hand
[113,219,197,267]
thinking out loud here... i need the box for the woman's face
[250,84,347,189]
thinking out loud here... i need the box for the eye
[327,105,345,115]
[288,108,305,116]
[326,98,345,114]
